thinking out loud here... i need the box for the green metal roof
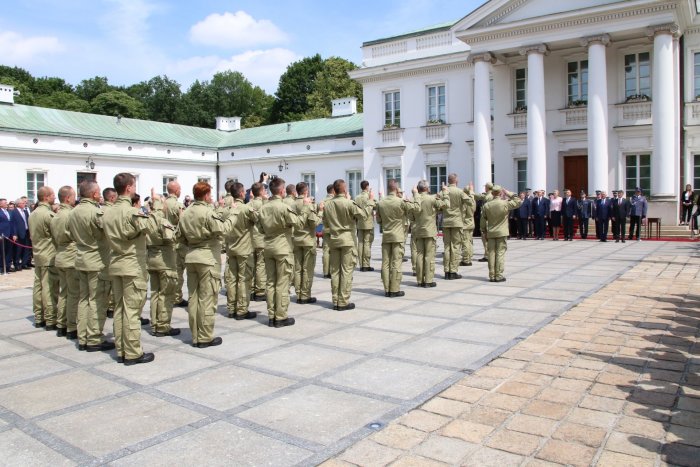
[0,103,363,150]
[363,19,458,46]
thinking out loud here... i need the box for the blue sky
[1,0,484,94]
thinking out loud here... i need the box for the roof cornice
[350,52,471,84]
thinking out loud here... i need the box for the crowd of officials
[3,169,696,366]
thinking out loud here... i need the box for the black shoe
[106,309,114,319]
[323,274,331,279]
[86,341,116,352]
[197,337,223,348]
[154,328,181,337]
[621,240,626,243]
[274,317,296,328]
[495,277,507,283]
[78,344,87,351]
[296,297,317,304]
[66,331,78,340]
[45,324,57,331]
[175,299,189,307]
[252,294,266,302]
[268,319,275,327]
[337,304,355,311]
[124,352,155,366]
[56,328,67,337]
[451,273,462,279]
[384,291,390,297]
[418,282,425,287]
[140,317,150,326]
[489,278,495,282]
[227,313,236,319]
[235,311,257,320]
[478,258,488,263]
[402,258,408,263]
[460,261,472,266]
[116,356,124,364]
[615,239,619,243]
[425,282,437,288]
[389,291,406,297]
[412,272,416,276]
[34,321,46,328]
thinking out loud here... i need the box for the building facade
[351,0,700,222]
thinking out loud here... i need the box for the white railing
[379,128,403,145]
[371,41,408,58]
[508,112,527,131]
[424,124,448,142]
[684,101,700,126]
[616,101,652,125]
[560,107,588,127]
[416,32,452,50]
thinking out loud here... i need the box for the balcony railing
[379,127,404,145]
[508,112,527,131]
[685,101,700,126]
[423,123,449,143]
[560,107,588,127]
[616,101,652,125]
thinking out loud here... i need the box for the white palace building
[1,0,699,224]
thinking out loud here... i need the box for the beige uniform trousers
[149,270,176,333]
[357,229,373,268]
[330,246,355,307]
[415,237,436,285]
[487,237,508,280]
[97,276,111,333]
[442,227,463,274]
[186,263,219,345]
[56,267,79,331]
[293,246,316,300]
[462,227,474,262]
[322,233,331,276]
[226,254,252,315]
[77,271,108,346]
[33,265,58,325]
[252,248,266,296]
[174,245,186,303]
[381,242,404,293]
[265,255,292,320]
[112,275,147,359]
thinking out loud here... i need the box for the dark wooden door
[564,155,588,195]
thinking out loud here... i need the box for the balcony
[378,127,404,146]
[559,106,588,128]
[507,112,527,132]
[616,100,652,126]
[422,123,449,143]
[684,101,700,126]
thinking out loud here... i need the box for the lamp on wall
[278,160,288,172]
[85,155,95,170]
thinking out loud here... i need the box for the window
[624,52,651,99]
[567,60,588,104]
[346,171,362,198]
[625,154,651,195]
[516,160,527,194]
[385,168,401,193]
[427,165,447,194]
[302,173,316,199]
[76,172,96,191]
[695,53,700,99]
[427,85,446,123]
[384,91,400,127]
[515,68,527,111]
[162,175,177,195]
[26,171,46,203]
[694,154,700,189]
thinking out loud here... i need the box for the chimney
[215,116,241,131]
[331,97,358,117]
[0,84,19,105]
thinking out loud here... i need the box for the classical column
[649,23,679,198]
[469,52,496,189]
[581,34,610,194]
[520,44,548,192]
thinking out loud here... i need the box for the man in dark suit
[577,191,594,239]
[515,191,531,239]
[0,198,15,273]
[561,189,578,241]
[595,191,611,242]
[10,197,31,270]
[611,189,631,243]
[531,190,549,240]
[21,196,33,267]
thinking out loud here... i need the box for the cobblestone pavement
[0,239,697,466]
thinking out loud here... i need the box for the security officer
[461,182,477,266]
[412,181,449,287]
[68,181,115,352]
[101,187,117,319]
[102,173,156,364]
[178,181,235,346]
[248,182,268,301]
[258,177,311,327]
[473,182,494,262]
[52,186,78,338]
[376,179,417,297]
[321,179,372,310]
[355,181,376,271]
[28,186,58,329]
[224,182,258,320]
[293,181,321,304]
[481,186,521,282]
[442,173,469,279]
[164,180,188,307]
[322,184,335,278]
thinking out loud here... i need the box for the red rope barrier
[3,236,32,249]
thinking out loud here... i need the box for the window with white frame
[514,68,527,111]
[567,60,588,105]
[624,52,651,99]
[427,85,446,123]
[516,160,527,194]
[625,154,651,195]
[694,53,700,99]
[384,91,400,127]
[162,175,177,195]
[427,165,447,194]
[26,171,46,203]
[302,173,316,199]
[385,168,401,193]
[346,171,362,199]
[694,154,700,189]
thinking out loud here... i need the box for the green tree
[306,57,363,119]
[89,90,147,119]
[32,77,73,96]
[34,92,90,112]
[0,65,34,87]
[127,75,182,123]
[76,76,113,102]
[269,54,324,123]
[0,75,34,105]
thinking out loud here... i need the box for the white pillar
[470,52,495,189]
[649,24,679,198]
[581,35,610,195]
[520,45,548,192]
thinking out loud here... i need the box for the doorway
[564,155,588,195]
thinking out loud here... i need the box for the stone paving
[0,239,697,466]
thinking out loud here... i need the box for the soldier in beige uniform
[321,184,335,278]
[164,181,188,307]
[248,182,268,301]
[481,186,522,282]
[376,180,417,297]
[28,186,58,329]
[220,180,236,301]
[460,183,477,266]
[52,186,78,338]
[224,182,258,320]
[442,173,469,279]
[322,179,372,310]
[293,181,321,304]
[178,181,235,346]
[103,173,157,364]
[68,181,115,352]
[101,187,117,320]
[354,181,376,271]
[474,182,494,263]
[412,181,450,287]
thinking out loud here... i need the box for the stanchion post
[1,234,6,275]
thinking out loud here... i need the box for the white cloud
[100,0,160,47]
[0,31,64,64]
[190,11,288,49]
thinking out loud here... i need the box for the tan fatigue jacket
[28,202,56,267]
[52,203,76,269]
[145,200,176,271]
[164,195,183,227]
[224,198,256,257]
[462,188,477,229]
[413,192,450,238]
[354,191,376,230]
[376,193,417,243]
[481,194,522,238]
[178,201,233,272]
[323,194,371,249]
[258,196,309,256]
[292,196,320,248]
[442,185,469,228]
[249,197,266,249]
[68,198,105,272]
